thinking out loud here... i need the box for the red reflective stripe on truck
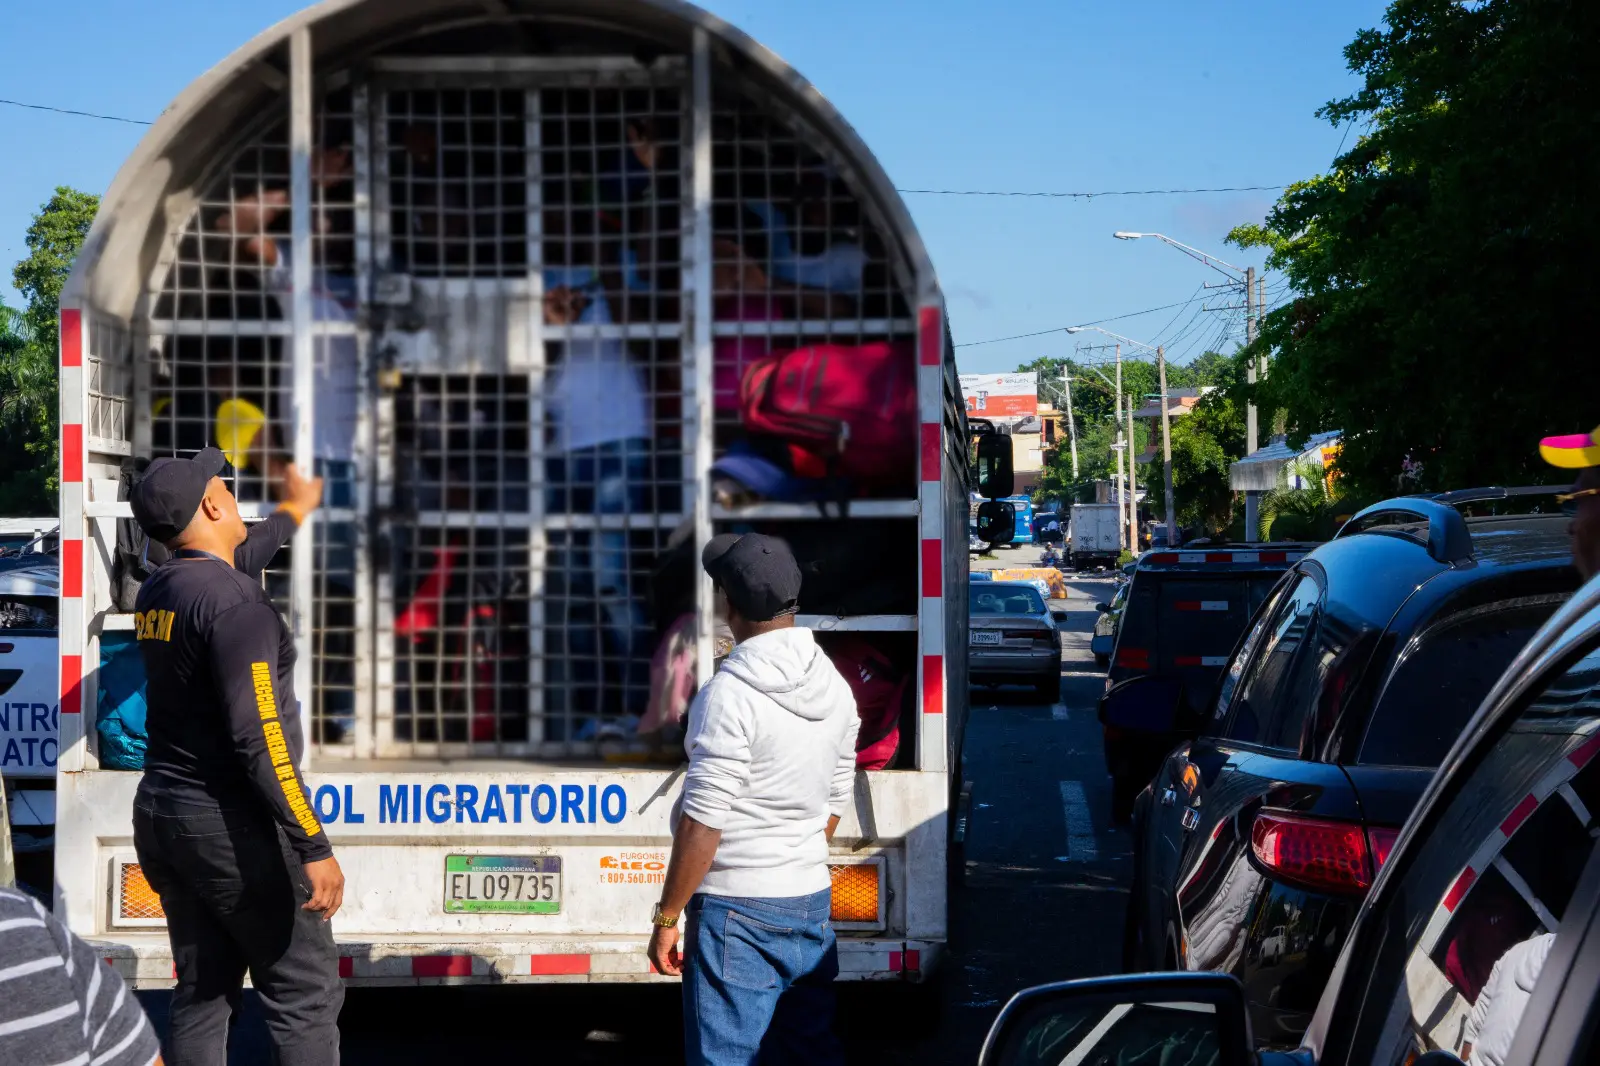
[61,538,83,598]
[921,422,941,480]
[921,539,941,597]
[922,655,944,714]
[1500,794,1539,837]
[61,424,83,484]
[59,308,82,368]
[1172,600,1228,612]
[1568,732,1600,769]
[338,957,354,978]
[413,956,473,978]
[918,305,942,366]
[1442,867,1478,912]
[1258,551,1287,563]
[60,654,82,714]
[889,949,921,973]
[1145,553,1178,565]
[528,954,590,976]
[1174,656,1202,667]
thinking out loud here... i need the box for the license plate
[970,631,1002,646]
[444,855,562,914]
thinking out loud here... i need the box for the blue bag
[96,632,148,771]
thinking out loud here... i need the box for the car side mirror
[976,433,1014,499]
[976,501,1016,547]
[1051,610,1069,624]
[979,972,1253,1066]
[1098,675,1186,735]
[1095,602,1110,613]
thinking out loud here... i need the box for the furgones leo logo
[598,852,666,886]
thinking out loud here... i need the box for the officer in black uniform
[128,447,344,1066]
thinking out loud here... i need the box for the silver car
[968,581,1062,699]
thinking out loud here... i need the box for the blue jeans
[683,889,843,1066]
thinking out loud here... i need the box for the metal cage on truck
[55,0,971,986]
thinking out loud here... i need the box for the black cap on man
[701,533,802,622]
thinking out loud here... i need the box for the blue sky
[0,0,1388,373]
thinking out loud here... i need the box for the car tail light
[1367,826,1400,871]
[1115,647,1150,670]
[1250,810,1373,894]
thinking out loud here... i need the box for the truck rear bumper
[91,933,945,987]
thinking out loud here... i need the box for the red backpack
[824,637,911,771]
[739,342,917,485]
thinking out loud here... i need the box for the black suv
[1101,544,1316,821]
[1111,494,1578,1046]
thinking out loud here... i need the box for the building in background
[962,372,1045,494]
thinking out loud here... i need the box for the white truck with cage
[53,0,971,988]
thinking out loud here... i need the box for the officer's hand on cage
[278,463,324,522]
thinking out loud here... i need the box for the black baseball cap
[130,447,227,544]
[701,532,802,622]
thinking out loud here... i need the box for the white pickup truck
[53,0,971,989]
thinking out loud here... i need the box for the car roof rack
[1334,497,1473,564]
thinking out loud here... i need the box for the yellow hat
[1539,426,1600,470]
[214,397,267,470]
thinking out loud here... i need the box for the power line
[897,184,1287,199]
[0,97,151,125]
[954,291,1216,349]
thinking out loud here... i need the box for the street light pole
[1157,345,1176,539]
[1127,391,1138,552]
[1061,364,1079,479]
[1112,344,1125,551]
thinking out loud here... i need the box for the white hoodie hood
[719,627,842,721]
[678,627,861,898]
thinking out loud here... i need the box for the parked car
[0,552,60,899]
[982,567,1600,1066]
[969,581,1066,699]
[1090,581,1129,669]
[1111,496,1578,1046]
[1101,543,1316,821]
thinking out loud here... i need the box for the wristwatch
[651,902,680,929]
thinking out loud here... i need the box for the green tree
[1228,0,1600,499]
[1,186,99,513]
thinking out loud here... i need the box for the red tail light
[1367,826,1400,871]
[1250,810,1373,895]
[1115,647,1150,670]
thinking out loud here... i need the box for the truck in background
[1069,503,1123,570]
[54,0,969,990]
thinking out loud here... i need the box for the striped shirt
[0,887,160,1066]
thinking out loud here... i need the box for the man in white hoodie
[646,533,859,1066]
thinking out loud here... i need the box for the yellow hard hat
[214,397,267,470]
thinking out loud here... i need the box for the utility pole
[1061,365,1079,479]
[1257,274,1267,413]
[1112,345,1125,551]
[1127,391,1138,553]
[1243,264,1261,541]
[1158,345,1176,541]
[1244,264,1257,455]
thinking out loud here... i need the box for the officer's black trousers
[133,793,343,1066]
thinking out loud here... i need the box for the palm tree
[1260,458,1338,541]
[0,300,53,434]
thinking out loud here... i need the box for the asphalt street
[135,553,1130,1064]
